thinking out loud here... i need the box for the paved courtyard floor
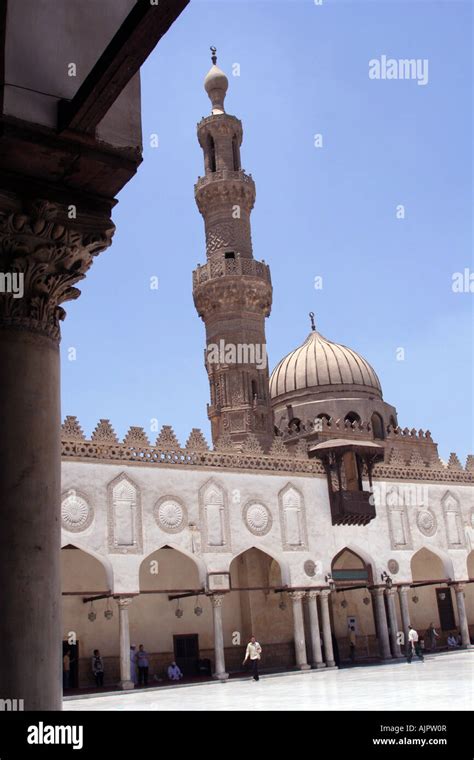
[63,650,474,711]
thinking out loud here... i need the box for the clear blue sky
[61,0,473,463]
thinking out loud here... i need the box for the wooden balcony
[329,489,376,526]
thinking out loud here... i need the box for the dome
[270,330,382,401]
[204,64,228,114]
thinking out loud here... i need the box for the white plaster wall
[60,460,474,594]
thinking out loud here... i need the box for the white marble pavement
[63,651,474,712]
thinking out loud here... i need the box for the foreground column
[371,587,392,660]
[117,597,135,690]
[289,592,311,670]
[0,198,112,710]
[453,584,472,648]
[306,591,325,668]
[211,594,229,680]
[398,585,411,656]
[385,588,402,657]
[319,590,335,667]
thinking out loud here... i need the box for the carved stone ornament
[387,559,400,575]
[243,501,272,536]
[0,199,113,343]
[304,559,316,577]
[416,508,437,537]
[61,489,94,533]
[154,496,187,533]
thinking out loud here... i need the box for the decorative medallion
[61,490,94,533]
[304,560,316,578]
[243,501,272,536]
[363,597,371,606]
[416,508,437,537]
[154,497,187,533]
[387,559,399,575]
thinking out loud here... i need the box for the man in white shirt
[407,625,424,663]
[243,636,262,681]
[167,661,183,681]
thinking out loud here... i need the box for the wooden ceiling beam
[58,0,189,134]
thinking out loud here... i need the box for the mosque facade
[60,56,473,689]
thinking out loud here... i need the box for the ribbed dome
[270,331,382,400]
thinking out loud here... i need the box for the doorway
[173,634,199,676]
[436,588,456,631]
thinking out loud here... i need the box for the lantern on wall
[278,593,287,611]
[194,596,203,616]
[363,597,370,606]
[88,601,96,622]
[104,598,113,620]
[412,595,419,604]
[175,600,183,618]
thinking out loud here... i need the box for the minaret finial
[309,312,316,332]
[210,46,217,65]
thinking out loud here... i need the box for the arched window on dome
[371,412,384,440]
[288,417,301,434]
[344,411,361,426]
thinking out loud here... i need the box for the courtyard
[63,650,474,712]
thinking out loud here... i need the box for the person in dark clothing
[92,649,104,687]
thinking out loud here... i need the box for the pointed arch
[228,545,290,586]
[139,543,206,590]
[410,546,454,582]
[60,541,113,592]
[331,545,375,585]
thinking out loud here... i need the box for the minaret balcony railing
[194,169,254,192]
[193,256,271,287]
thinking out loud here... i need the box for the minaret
[193,48,274,451]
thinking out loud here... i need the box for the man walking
[243,635,262,681]
[407,625,424,663]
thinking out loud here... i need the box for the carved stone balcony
[193,256,271,288]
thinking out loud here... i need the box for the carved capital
[452,583,465,594]
[306,590,320,601]
[0,198,113,343]
[289,590,306,602]
[210,593,225,608]
[115,596,134,610]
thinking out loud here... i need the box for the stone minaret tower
[193,50,274,451]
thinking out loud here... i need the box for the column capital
[397,584,410,595]
[320,588,332,600]
[210,593,225,607]
[370,586,385,597]
[115,596,134,609]
[452,583,465,593]
[0,196,113,344]
[289,590,306,602]
[306,590,320,600]
[384,587,397,597]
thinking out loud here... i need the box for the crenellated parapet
[61,416,473,483]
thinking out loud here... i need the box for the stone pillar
[0,197,112,710]
[385,588,402,657]
[319,589,335,667]
[211,594,229,680]
[398,585,411,656]
[117,597,134,690]
[289,592,311,670]
[306,591,325,668]
[453,584,472,649]
[371,587,392,660]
